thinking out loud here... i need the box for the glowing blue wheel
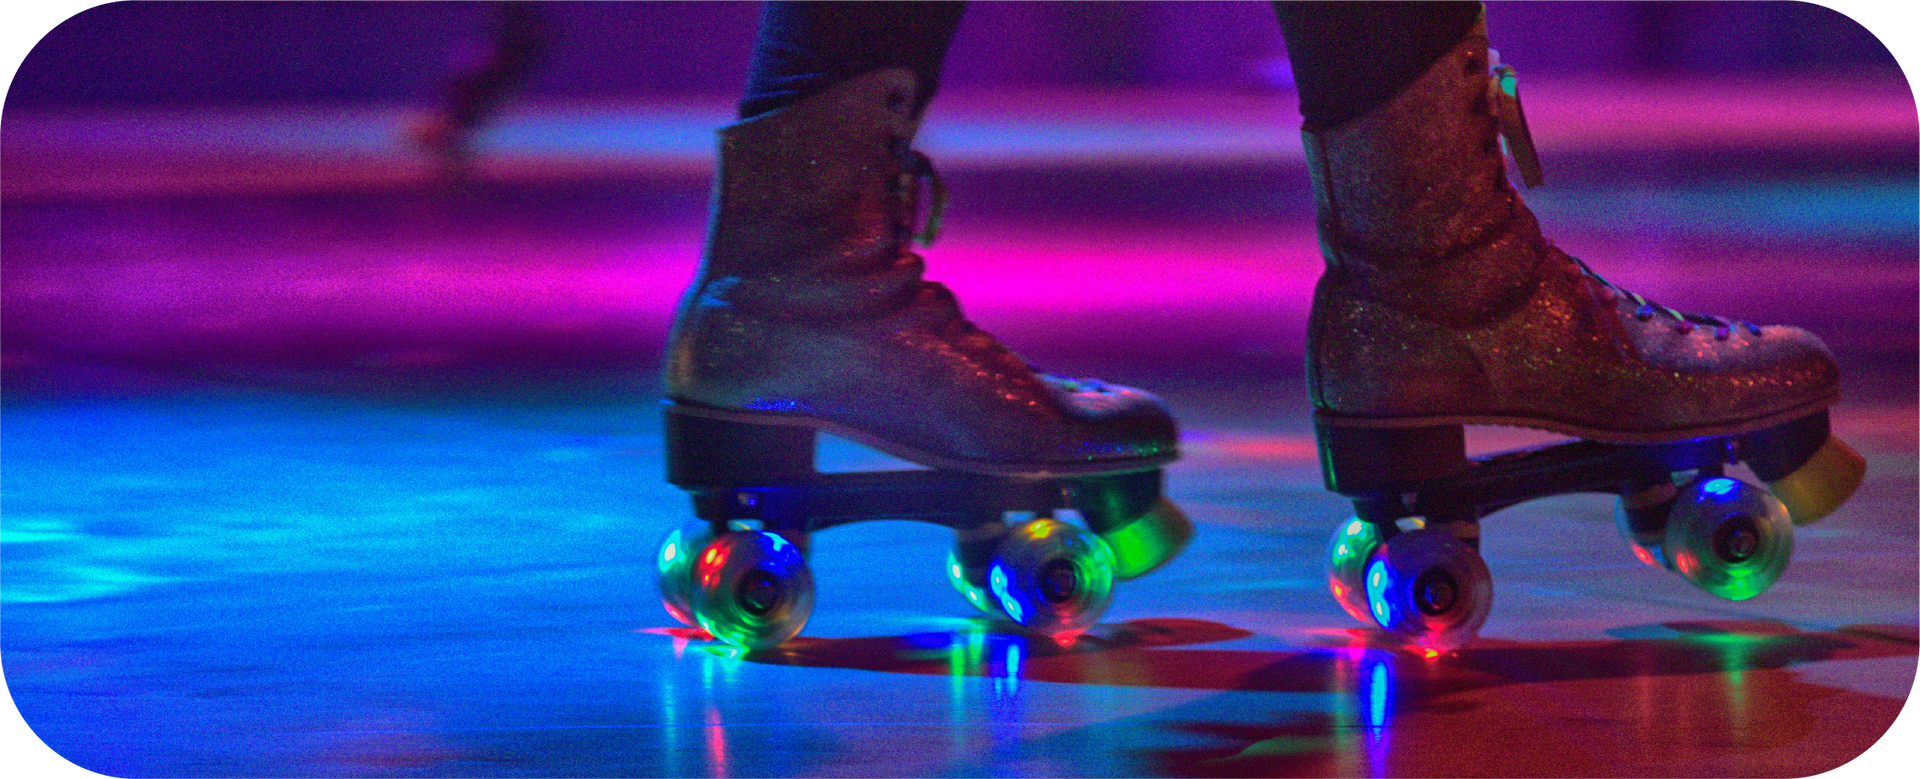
[946,547,999,617]
[1363,528,1492,652]
[986,519,1116,642]
[1665,477,1792,601]
[689,530,815,649]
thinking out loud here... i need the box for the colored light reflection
[1366,560,1393,626]
[944,628,1027,681]
[989,564,1023,624]
[695,645,741,779]
[698,546,725,587]
[1340,646,1396,777]
[1702,477,1738,499]
[947,550,995,613]
[1327,517,1384,624]
[1365,658,1392,729]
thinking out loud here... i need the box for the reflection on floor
[3,77,1915,777]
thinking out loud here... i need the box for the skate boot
[1303,20,1866,651]
[655,69,1190,649]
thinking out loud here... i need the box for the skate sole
[664,400,1177,480]
[1311,391,1840,446]
[1314,405,1854,525]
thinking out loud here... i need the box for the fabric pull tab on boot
[1490,57,1545,188]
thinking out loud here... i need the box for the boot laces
[1492,57,1758,344]
[1568,253,1763,341]
[899,152,1109,394]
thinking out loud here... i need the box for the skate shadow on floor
[1132,621,1917,777]
[703,618,1915,699]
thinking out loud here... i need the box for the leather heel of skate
[1313,415,1470,495]
[664,402,817,488]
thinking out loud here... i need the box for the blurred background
[4,1,1913,411]
[6,1,1908,109]
[2,4,1916,777]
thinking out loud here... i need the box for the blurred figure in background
[406,1,550,182]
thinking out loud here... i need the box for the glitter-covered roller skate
[1319,411,1862,653]
[657,407,1184,649]
[655,69,1189,650]
[1304,21,1865,652]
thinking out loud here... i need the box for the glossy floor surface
[4,76,1916,777]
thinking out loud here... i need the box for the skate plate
[1314,410,1862,651]
[656,402,1183,649]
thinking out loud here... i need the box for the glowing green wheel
[656,521,719,627]
[689,530,815,649]
[1363,528,1492,652]
[1325,516,1385,625]
[987,519,1116,641]
[946,547,998,616]
[1664,477,1792,601]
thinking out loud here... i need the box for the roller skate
[1303,21,1865,652]
[654,69,1190,650]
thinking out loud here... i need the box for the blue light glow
[990,564,1022,623]
[1367,659,1390,728]
[1367,560,1392,626]
[1703,478,1738,499]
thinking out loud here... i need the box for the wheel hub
[739,570,782,615]
[1713,515,1762,563]
[1040,560,1079,604]
[1414,570,1459,616]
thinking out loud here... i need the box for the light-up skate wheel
[987,519,1115,642]
[946,547,998,616]
[1665,477,1792,601]
[1363,528,1492,652]
[690,530,814,649]
[656,521,719,627]
[1614,483,1679,570]
[1326,516,1386,624]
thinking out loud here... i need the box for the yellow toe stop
[1099,497,1195,580]
[1766,436,1866,526]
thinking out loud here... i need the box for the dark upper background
[5,1,1908,112]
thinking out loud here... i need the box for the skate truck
[1315,409,1865,652]
[652,403,1189,650]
